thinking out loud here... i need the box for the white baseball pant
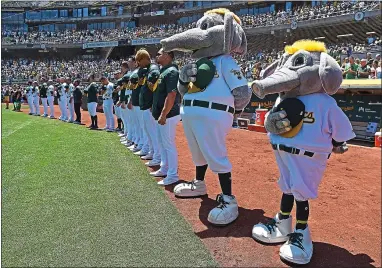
[156,115,181,179]
[132,106,143,148]
[33,96,40,115]
[274,149,328,201]
[129,106,139,145]
[60,97,68,120]
[180,106,233,174]
[41,98,48,115]
[47,96,55,117]
[103,99,114,129]
[27,96,35,114]
[87,102,97,117]
[68,99,75,121]
[136,107,149,153]
[114,104,121,119]
[120,106,128,136]
[142,109,161,162]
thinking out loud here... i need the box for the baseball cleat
[141,154,153,160]
[132,147,141,153]
[145,160,161,167]
[279,226,313,265]
[174,179,207,197]
[252,213,293,244]
[106,129,114,132]
[158,177,179,186]
[134,150,148,156]
[118,133,126,137]
[207,194,239,226]
[29,113,33,115]
[50,116,56,119]
[150,170,167,177]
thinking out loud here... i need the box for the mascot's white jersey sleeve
[269,93,355,154]
[183,55,247,107]
[48,85,54,94]
[103,83,114,99]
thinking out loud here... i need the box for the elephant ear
[260,60,280,79]
[223,12,247,55]
[319,52,343,95]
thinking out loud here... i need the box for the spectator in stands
[357,59,371,79]
[343,56,358,79]
[377,61,382,79]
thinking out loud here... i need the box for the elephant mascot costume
[160,8,252,226]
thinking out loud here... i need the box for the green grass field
[1,106,217,267]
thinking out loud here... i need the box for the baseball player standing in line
[149,48,181,184]
[40,82,49,117]
[58,77,68,121]
[100,76,115,132]
[121,57,138,147]
[135,49,160,159]
[127,64,144,152]
[25,81,35,115]
[118,61,130,141]
[113,78,123,133]
[32,81,40,116]
[67,78,76,123]
[73,83,83,124]
[85,74,99,129]
[47,80,55,118]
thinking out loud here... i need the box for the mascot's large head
[251,40,343,99]
[160,8,247,59]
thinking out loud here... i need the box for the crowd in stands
[2,1,379,45]
[2,40,381,85]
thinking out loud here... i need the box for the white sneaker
[127,144,136,150]
[252,213,293,244]
[132,147,142,153]
[174,179,207,197]
[279,226,313,265]
[150,170,167,177]
[145,160,161,167]
[207,194,239,226]
[134,150,148,156]
[141,154,153,160]
[158,176,179,186]
[118,133,126,137]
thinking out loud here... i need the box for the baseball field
[2,104,381,267]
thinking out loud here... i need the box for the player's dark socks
[94,115,98,128]
[279,193,295,220]
[90,116,94,127]
[117,118,122,129]
[296,200,309,230]
[218,172,232,196]
[196,164,208,181]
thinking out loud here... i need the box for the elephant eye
[293,55,306,67]
[201,22,208,30]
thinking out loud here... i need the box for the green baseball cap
[188,58,216,94]
[116,78,123,86]
[130,72,139,85]
[147,70,160,84]
[122,73,130,83]
[138,67,148,78]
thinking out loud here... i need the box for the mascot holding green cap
[160,8,252,226]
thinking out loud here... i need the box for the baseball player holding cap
[40,82,49,117]
[85,74,99,129]
[126,70,141,151]
[25,81,35,115]
[32,81,40,116]
[58,77,68,121]
[149,49,181,185]
[66,78,76,123]
[47,80,55,118]
[135,49,160,159]
[100,76,115,132]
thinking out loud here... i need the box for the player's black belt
[182,99,234,114]
[271,144,331,159]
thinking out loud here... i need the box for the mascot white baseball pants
[27,96,35,114]
[87,102,97,117]
[68,99,75,121]
[47,96,54,117]
[156,115,180,178]
[41,98,48,115]
[142,109,161,162]
[33,96,40,115]
[103,99,114,129]
[59,97,68,120]
[274,150,328,201]
[181,107,233,174]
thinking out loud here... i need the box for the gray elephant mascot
[160,8,251,226]
[250,40,355,265]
